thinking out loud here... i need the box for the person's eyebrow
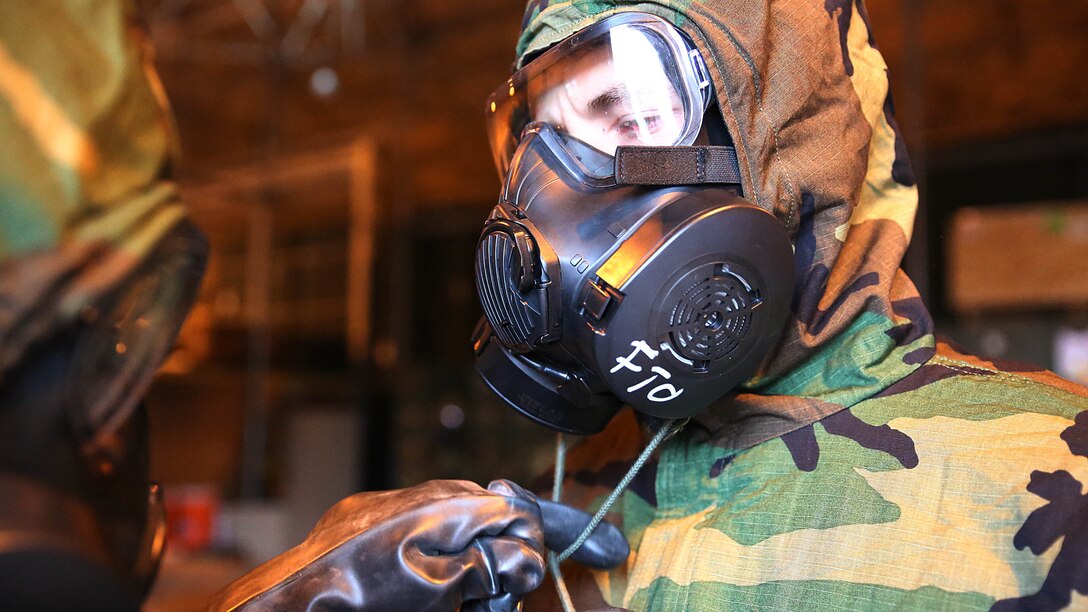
[586,85,630,115]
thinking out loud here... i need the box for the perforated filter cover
[664,263,762,369]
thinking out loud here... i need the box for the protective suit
[504,1,1088,610]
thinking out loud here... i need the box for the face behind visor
[486,12,713,179]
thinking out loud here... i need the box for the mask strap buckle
[689,48,711,93]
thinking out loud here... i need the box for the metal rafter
[140,0,365,66]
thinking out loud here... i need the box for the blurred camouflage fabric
[0,0,189,382]
[516,1,1088,610]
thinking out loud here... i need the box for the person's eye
[616,114,663,141]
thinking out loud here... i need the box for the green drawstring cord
[549,433,576,612]
[552,431,568,504]
[547,420,685,611]
[548,551,577,612]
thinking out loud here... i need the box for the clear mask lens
[487,13,710,178]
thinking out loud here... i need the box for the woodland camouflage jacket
[516,1,1088,610]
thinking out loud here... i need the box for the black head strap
[614,145,741,186]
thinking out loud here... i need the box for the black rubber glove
[206,479,628,611]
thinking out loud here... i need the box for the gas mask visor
[485,12,712,179]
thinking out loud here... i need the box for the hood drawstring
[548,419,686,611]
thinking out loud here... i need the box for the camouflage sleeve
[551,347,1088,611]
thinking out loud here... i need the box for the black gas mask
[473,14,795,434]
[472,14,796,433]
[472,121,794,434]
[0,222,206,610]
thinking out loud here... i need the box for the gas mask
[0,221,206,608]
[472,13,795,434]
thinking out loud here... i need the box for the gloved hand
[206,479,628,611]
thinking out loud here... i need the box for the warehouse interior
[121,1,1088,607]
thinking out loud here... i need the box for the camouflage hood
[516,0,934,450]
[0,1,196,383]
